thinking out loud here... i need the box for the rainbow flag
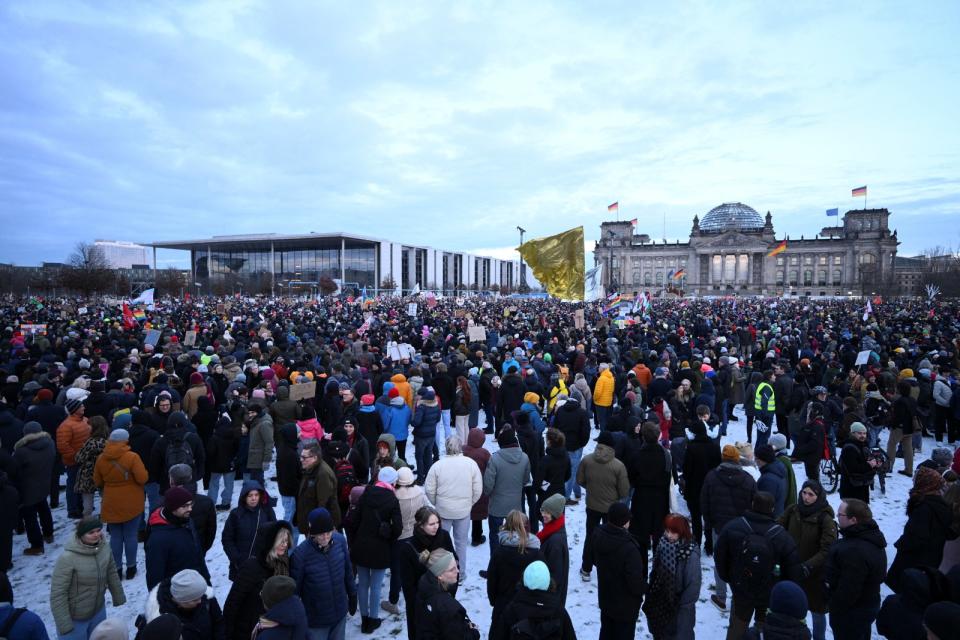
[852,186,867,197]
[672,268,686,280]
[132,308,146,321]
[767,240,787,258]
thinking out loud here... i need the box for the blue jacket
[222,480,276,579]
[382,402,412,443]
[411,402,441,439]
[145,508,211,590]
[255,595,309,640]
[291,533,356,628]
[519,402,546,435]
[758,459,787,517]
[0,604,49,640]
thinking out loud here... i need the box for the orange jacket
[56,414,91,466]
[94,441,148,523]
[391,373,414,411]
[632,363,652,389]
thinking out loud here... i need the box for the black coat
[838,438,873,502]
[355,408,383,452]
[553,400,590,451]
[398,528,456,640]
[715,511,802,605]
[793,418,825,463]
[222,482,277,580]
[149,426,206,493]
[25,400,66,439]
[191,492,217,554]
[498,374,526,424]
[156,579,226,640]
[592,523,647,622]
[628,442,670,544]
[742,612,811,640]
[538,523,569,607]
[145,508,211,590]
[0,407,23,454]
[886,494,958,593]
[414,573,479,640]
[348,485,402,569]
[129,422,160,481]
[824,521,887,615]
[495,587,577,640]
[12,431,55,506]
[700,463,757,531]
[515,422,543,480]
[536,446,570,502]
[682,434,720,504]
[222,521,293,640]
[276,424,301,497]
[486,540,544,640]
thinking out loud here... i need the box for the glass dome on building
[700,202,764,232]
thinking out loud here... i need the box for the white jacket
[934,378,953,408]
[423,453,482,520]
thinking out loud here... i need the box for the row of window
[776,269,843,286]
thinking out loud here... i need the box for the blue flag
[826,208,839,217]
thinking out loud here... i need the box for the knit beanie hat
[170,569,207,603]
[422,549,456,577]
[768,434,788,452]
[65,398,84,414]
[308,508,335,535]
[108,429,129,442]
[722,444,741,463]
[607,502,631,527]
[755,444,776,464]
[163,486,193,512]
[112,412,133,430]
[768,580,808,619]
[388,388,400,399]
[261,575,297,610]
[378,466,399,486]
[361,394,375,406]
[90,618,128,640]
[138,614,181,640]
[540,493,566,519]
[849,422,867,434]
[168,464,193,487]
[923,601,960,639]
[22,421,42,435]
[523,561,551,591]
[76,516,102,538]
[523,392,540,405]
[397,467,415,487]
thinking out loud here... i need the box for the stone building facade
[595,202,900,297]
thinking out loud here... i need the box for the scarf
[643,536,693,636]
[375,480,396,493]
[535,514,565,544]
[266,552,290,577]
[796,480,829,519]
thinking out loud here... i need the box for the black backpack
[731,517,781,603]
[164,433,195,474]
[511,617,563,640]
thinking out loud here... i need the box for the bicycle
[820,434,840,494]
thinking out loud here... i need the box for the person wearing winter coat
[148,413,205,494]
[143,569,225,640]
[593,364,615,431]
[269,385,302,429]
[13,422,56,555]
[462,428,491,547]
[839,423,878,503]
[755,444,788,517]
[794,405,827,484]
[700,446,756,614]
[348,467,402,634]
[50,518,126,639]
[681,421,720,546]
[576,431,630,580]
[0,470,17,573]
[593,502,647,640]
[206,412,240,510]
[628,423,672,565]
[74,417,108,517]
[395,507,456,640]
[452,378,474,444]
[414,549,479,640]
[553,397,591,504]
[381,389,412,461]
[483,428,532,554]
[486,510,545,640]
[223,480,277,581]
[382,466,430,615]
[244,404,274,485]
[181,373,210,420]
[355,395,383,452]
[369,434,408,482]
[294,442,341,534]
[340,419,370,483]
[247,575,307,640]
[0,571,50,640]
[94,428,148,579]
[274,423,301,533]
[642,514,701,640]
[876,566,951,640]
[536,494,569,607]
[886,467,959,594]
[145,486,211,591]
[424,435,481,580]
[128,411,161,521]
[411,389,441,483]
[295,406,324,444]
[778,480,837,640]
[824,498,887,639]
[26,388,66,508]
[768,433,798,512]
[223,521,294,640]
[290,508,357,640]
[715,492,802,639]
[512,411,544,533]
[742,580,812,640]
[537,428,571,505]
[57,399,91,518]
[495,561,577,640]
[497,368,526,427]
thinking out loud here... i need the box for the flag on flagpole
[667,269,675,280]
[516,226,586,300]
[672,268,686,280]
[767,239,788,258]
[852,186,867,197]
[122,303,136,330]
[412,283,420,296]
[826,208,839,217]
[131,288,155,309]
[132,308,146,321]
[863,299,872,321]
[608,202,619,213]
[628,218,637,226]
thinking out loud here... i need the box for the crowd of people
[1,292,960,639]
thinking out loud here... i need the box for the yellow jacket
[594,369,615,407]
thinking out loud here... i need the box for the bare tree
[319,276,339,296]
[155,267,187,296]
[62,242,115,295]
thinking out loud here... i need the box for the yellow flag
[517,226,585,300]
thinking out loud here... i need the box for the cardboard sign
[184,330,197,346]
[20,323,47,335]
[574,309,585,329]
[407,303,418,317]
[289,381,317,401]
[77,307,88,315]
[467,325,487,343]
[216,304,225,315]
[387,342,403,361]
[144,329,162,347]
[454,309,466,318]
[455,298,464,306]
[855,350,871,366]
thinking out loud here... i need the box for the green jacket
[50,536,126,634]
[576,444,630,513]
[776,454,798,510]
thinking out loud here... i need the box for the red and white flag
[629,218,637,226]
[608,202,619,213]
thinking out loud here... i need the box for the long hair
[502,509,530,554]
[663,513,693,542]
[457,376,472,404]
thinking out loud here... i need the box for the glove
[348,592,357,616]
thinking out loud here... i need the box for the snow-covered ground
[12,405,919,639]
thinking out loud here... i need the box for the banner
[584,264,604,301]
[289,381,317,401]
[517,226,585,300]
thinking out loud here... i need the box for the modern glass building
[149,232,525,295]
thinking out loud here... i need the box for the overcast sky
[1,1,958,267]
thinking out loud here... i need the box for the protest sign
[184,330,197,346]
[407,303,418,317]
[144,329,162,347]
[574,309,584,329]
[289,381,317,402]
[855,350,871,366]
[467,325,487,343]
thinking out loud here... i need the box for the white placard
[854,350,871,366]
[407,303,418,317]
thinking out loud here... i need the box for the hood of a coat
[101,440,131,461]
[592,443,615,463]
[467,428,486,449]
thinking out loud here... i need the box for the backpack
[731,517,781,603]
[510,617,563,640]
[164,433,195,474]
[334,459,358,506]
[789,381,809,412]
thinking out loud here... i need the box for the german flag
[767,239,787,258]
[672,268,686,280]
